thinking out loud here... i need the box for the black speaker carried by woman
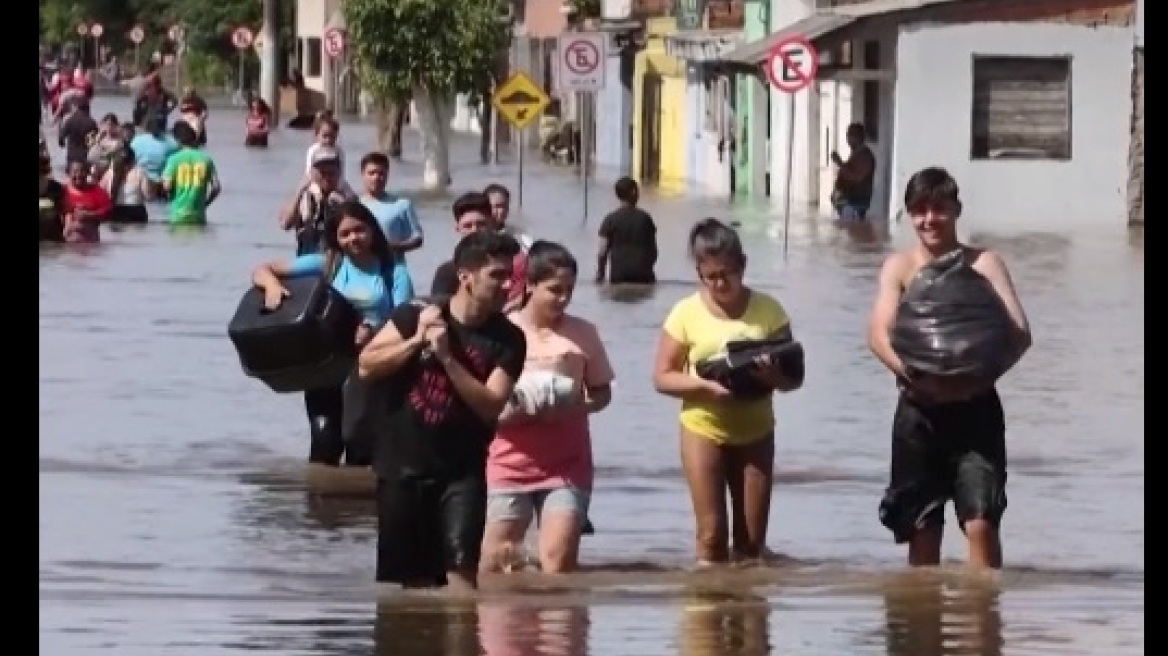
[695,338,805,401]
[227,276,362,393]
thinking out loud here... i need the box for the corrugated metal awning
[664,30,743,63]
[723,0,966,64]
[721,14,854,64]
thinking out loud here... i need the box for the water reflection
[679,591,771,656]
[881,572,1003,656]
[373,601,482,656]
[479,600,590,655]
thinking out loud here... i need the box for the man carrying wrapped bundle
[866,167,1032,571]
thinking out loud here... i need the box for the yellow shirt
[662,291,791,445]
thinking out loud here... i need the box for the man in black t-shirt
[429,191,494,297]
[596,177,658,284]
[358,230,526,591]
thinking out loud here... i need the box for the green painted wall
[734,0,768,197]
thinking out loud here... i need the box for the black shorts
[109,204,149,224]
[376,473,486,586]
[609,270,656,285]
[244,134,268,148]
[878,389,1007,543]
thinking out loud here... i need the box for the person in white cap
[280,146,356,256]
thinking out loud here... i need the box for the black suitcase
[227,276,362,393]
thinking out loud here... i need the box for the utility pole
[260,0,281,126]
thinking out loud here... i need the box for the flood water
[40,99,1144,655]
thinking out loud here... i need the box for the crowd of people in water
[38,68,1033,594]
[38,54,277,243]
[240,123,1030,593]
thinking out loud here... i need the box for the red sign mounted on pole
[231,27,254,50]
[764,34,819,93]
[324,28,346,59]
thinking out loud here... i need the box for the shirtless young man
[866,167,1032,570]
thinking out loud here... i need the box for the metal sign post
[323,28,346,111]
[764,34,819,259]
[231,27,255,100]
[75,23,89,66]
[580,92,589,223]
[89,23,104,72]
[517,131,525,208]
[491,72,551,210]
[129,26,145,71]
[168,24,186,91]
[557,32,606,223]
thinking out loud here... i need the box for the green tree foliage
[40,0,294,75]
[569,0,602,18]
[343,0,512,102]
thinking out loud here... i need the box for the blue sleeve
[284,254,326,278]
[389,259,415,307]
[403,201,424,240]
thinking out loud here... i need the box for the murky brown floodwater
[40,99,1143,655]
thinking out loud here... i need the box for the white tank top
[105,167,146,206]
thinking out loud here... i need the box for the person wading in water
[831,123,877,222]
[866,167,1032,570]
[358,231,526,593]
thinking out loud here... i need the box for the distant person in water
[281,147,356,256]
[132,77,178,131]
[831,123,876,222]
[161,122,221,225]
[302,115,355,197]
[101,145,151,224]
[484,184,531,313]
[244,97,272,147]
[62,159,112,243]
[57,100,98,167]
[177,86,209,146]
[595,177,658,285]
[130,118,178,199]
[39,154,67,242]
[429,192,495,297]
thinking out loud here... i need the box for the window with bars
[970,55,1072,160]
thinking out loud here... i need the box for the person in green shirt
[161,121,221,225]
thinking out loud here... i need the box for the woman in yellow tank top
[652,218,803,565]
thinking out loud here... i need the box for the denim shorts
[486,487,591,527]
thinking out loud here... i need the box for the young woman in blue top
[251,200,415,467]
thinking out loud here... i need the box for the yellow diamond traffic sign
[492,72,550,130]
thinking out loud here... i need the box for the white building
[294,0,345,99]
[724,0,1140,226]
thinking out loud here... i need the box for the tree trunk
[375,98,408,158]
[414,86,454,190]
[478,98,493,165]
